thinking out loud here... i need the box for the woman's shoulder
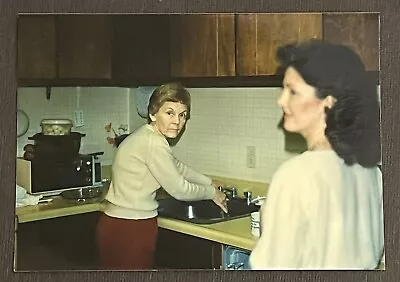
[274,150,336,179]
[118,124,168,150]
[277,151,316,169]
[267,152,334,199]
[128,124,165,142]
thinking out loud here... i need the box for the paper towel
[136,87,156,118]
[16,184,43,207]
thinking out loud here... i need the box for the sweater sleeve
[174,158,213,185]
[147,135,216,201]
[249,160,308,269]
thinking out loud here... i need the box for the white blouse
[249,150,384,270]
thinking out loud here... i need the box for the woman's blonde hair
[147,82,191,123]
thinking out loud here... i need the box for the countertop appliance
[16,153,103,196]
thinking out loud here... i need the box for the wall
[170,87,299,184]
[17,86,303,184]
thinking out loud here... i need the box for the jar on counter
[40,119,73,136]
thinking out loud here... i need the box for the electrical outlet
[73,110,84,127]
[246,146,256,168]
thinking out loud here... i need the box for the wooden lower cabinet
[16,214,223,271]
[15,212,101,271]
[155,228,223,269]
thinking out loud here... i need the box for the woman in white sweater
[249,40,384,269]
[96,83,227,270]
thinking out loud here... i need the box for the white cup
[251,211,260,237]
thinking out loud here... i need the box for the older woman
[249,40,383,269]
[96,82,227,270]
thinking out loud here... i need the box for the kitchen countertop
[15,196,102,223]
[158,216,257,251]
[15,195,258,251]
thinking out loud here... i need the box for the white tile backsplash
[171,87,299,184]
[17,86,301,183]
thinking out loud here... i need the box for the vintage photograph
[14,13,383,271]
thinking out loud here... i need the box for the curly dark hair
[276,39,381,167]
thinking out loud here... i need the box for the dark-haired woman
[249,40,383,270]
[96,82,227,270]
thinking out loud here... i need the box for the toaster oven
[16,154,103,196]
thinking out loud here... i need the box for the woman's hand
[213,188,228,214]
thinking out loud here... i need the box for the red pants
[96,213,158,270]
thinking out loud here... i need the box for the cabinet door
[57,15,112,79]
[16,212,101,271]
[155,228,223,269]
[170,14,235,77]
[17,15,57,79]
[112,15,170,81]
[236,13,322,76]
[323,13,379,71]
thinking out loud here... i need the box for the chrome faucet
[243,191,253,205]
[218,186,238,199]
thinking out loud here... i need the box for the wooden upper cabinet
[236,13,322,76]
[323,13,379,71]
[17,15,57,79]
[170,14,235,77]
[57,15,112,79]
[112,15,170,80]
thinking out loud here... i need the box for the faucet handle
[231,187,238,198]
[243,191,253,205]
[243,191,252,199]
[219,186,238,199]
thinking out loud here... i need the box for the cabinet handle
[226,262,245,270]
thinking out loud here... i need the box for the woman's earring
[326,96,337,109]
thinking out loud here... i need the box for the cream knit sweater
[103,124,216,219]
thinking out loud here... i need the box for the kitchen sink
[157,197,259,224]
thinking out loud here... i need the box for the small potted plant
[104,122,129,148]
